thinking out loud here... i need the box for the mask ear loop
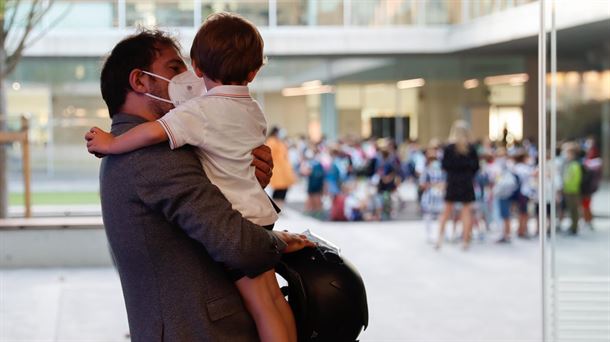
[139,71,174,104]
[143,93,173,104]
[140,70,172,83]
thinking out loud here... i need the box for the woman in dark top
[436,121,479,250]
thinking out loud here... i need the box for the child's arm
[86,122,168,155]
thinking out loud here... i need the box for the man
[88,30,311,341]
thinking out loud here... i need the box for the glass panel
[351,0,417,26]
[277,0,307,26]
[6,57,106,204]
[126,0,194,27]
[50,1,117,29]
[316,0,343,26]
[546,0,610,341]
[201,1,269,27]
[276,0,344,26]
[3,0,116,29]
[425,0,450,25]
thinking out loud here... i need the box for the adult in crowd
[581,137,603,230]
[266,126,297,209]
[436,120,480,250]
[92,30,310,341]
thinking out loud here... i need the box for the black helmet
[276,236,369,342]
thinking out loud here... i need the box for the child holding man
[87,12,302,342]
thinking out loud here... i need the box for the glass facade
[5,0,537,30]
[126,0,195,27]
[202,1,269,27]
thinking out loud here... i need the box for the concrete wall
[262,93,309,137]
[418,80,465,145]
[0,228,113,268]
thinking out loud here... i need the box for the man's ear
[128,69,148,94]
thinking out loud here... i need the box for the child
[87,13,299,342]
[419,146,445,243]
[562,143,582,235]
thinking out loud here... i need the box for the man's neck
[119,92,163,122]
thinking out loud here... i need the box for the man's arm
[132,144,286,277]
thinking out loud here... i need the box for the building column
[321,92,338,141]
[522,55,539,142]
[418,80,464,144]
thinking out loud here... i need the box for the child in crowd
[87,13,301,342]
[419,146,445,242]
[512,149,535,238]
[562,143,582,235]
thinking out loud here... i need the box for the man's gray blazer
[100,113,286,341]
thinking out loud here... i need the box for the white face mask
[142,70,206,106]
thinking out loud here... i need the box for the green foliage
[9,191,100,205]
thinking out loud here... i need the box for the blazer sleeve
[131,144,286,278]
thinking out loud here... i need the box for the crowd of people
[278,122,604,250]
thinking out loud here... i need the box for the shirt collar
[205,85,251,98]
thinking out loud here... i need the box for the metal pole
[20,116,31,218]
[538,0,548,341]
[117,0,126,29]
[343,0,351,26]
[193,0,202,27]
[269,0,277,27]
[549,1,557,341]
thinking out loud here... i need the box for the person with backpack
[581,138,603,230]
[300,147,325,219]
[512,149,535,238]
[492,148,520,243]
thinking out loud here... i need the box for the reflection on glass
[201,1,269,27]
[351,0,417,26]
[277,0,307,26]
[316,0,343,26]
[52,1,117,28]
[126,0,194,27]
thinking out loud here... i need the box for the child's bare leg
[236,270,289,342]
[263,270,297,342]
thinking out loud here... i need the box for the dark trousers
[564,194,580,233]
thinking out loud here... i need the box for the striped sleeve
[156,102,206,150]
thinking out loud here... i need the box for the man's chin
[151,102,173,118]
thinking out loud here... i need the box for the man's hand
[85,127,115,157]
[252,144,274,188]
[274,230,316,253]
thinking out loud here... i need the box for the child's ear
[191,61,204,77]
[246,69,259,83]
[129,69,149,93]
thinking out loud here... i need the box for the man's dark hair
[190,12,264,84]
[100,29,181,117]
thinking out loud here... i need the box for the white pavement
[2,180,609,341]
[4,205,608,342]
